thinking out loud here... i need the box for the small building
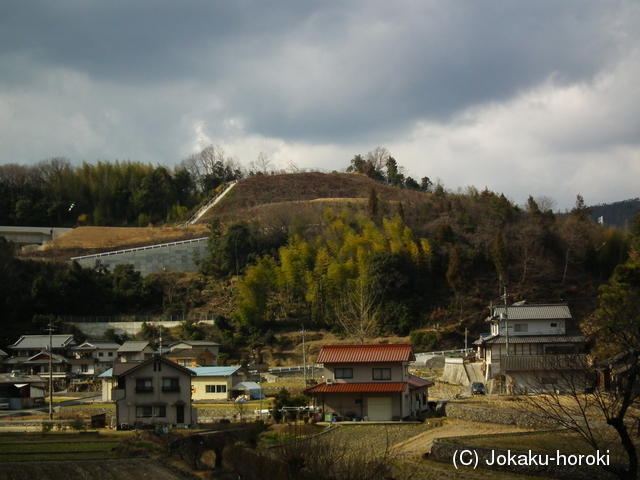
[304,344,432,421]
[102,356,195,429]
[0,372,46,409]
[117,341,155,362]
[190,366,247,401]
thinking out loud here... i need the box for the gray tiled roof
[73,341,121,351]
[117,341,151,353]
[8,335,76,350]
[487,304,572,321]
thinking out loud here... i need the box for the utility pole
[464,327,468,354]
[302,325,307,387]
[46,318,55,421]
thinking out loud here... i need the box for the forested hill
[589,198,640,229]
[1,150,639,356]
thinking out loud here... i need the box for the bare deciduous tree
[334,274,381,344]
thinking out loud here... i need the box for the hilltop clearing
[197,172,430,224]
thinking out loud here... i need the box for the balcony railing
[135,386,154,393]
[162,386,180,392]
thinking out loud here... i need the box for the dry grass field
[197,172,431,224]
[21,225,210,261]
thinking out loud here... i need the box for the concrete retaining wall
[441,361,469,386]
[74,240,208,277]
[68,319,216,337]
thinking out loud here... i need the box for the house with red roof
[304,344,433,421]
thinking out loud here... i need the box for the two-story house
[4,335,77,381]
[304,344,433,421]
[117,341,155,362]
[104,356,195,429]
[475,302,586,393]
[166,341,219,367]
[68,341,121,380]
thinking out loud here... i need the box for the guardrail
[414,348,474,358]
[269,365,323,374]
[70,237,208,261]
[60,313,220,323]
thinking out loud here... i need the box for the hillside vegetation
[1,149,639,360]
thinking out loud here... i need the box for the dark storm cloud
[1,1,639,208]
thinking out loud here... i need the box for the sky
[1,1,639,211]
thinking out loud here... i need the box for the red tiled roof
[315,344,415,363]
[305,382,408,394]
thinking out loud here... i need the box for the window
[108,352,113,357]
[136,406,166,418]
[136,406,152,418]
[550,323,558,327]
[135,378,153,393]
[334,368,353,379]
[98,352,104,357]
[81,364,89,373]
[206,384,227,394]
[372,368,391,380]
[355,398,362,404]
[541,378,558,385]
[162,378,180,392]
[513,324,528,333]
[153,362,162,372]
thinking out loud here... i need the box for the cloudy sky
[1,1,639,210]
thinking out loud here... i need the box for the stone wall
[442,402,554,429]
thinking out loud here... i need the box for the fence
[59,314,220,323]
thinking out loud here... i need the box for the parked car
[471,382,486,395]
[0,398,9,409]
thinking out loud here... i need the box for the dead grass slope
[197,172,430,224]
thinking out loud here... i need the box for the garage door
[367,397,393,421]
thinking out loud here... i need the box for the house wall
[192,377,232,401]
[505,371,586,395]
[168,351,217,367]
[113,360,193,427]
[492,319,566,336]
[323,363,408,383]
[118,348,155,362]
[317,392,405,420]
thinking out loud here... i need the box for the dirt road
[391,418,530,457]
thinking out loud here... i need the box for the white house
[475,302,586,393]
[69,341,121,380]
